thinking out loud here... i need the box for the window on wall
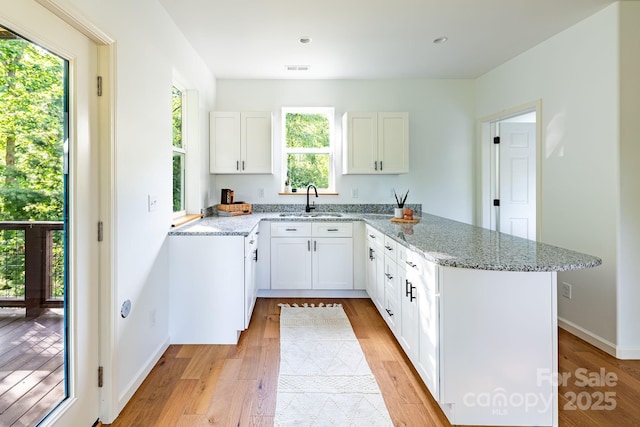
[172,85,186,215]
[282,107,334,192]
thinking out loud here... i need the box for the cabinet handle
[380,160,383,171]
[236,160,239,170]
[327,228,339,232]
[385,273,393,280]
[314,240,317,251]
[249,240,255,245]
[406,261,417,268]
[308,240,311,251]
[253,249,258,262]
[374,161,378,171]
[369,248,374,260]
[385,308,394,317]
[385,245,393,251]
[369,234,376,239]
[405,279,411,297]
[410,285,416,302]
[242,160,245,170]
[285,228,297,231]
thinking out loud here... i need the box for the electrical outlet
[351,188,358,198]
[561,282,572,299]
[258,188,265,198]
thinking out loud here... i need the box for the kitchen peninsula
[168,207,601,427]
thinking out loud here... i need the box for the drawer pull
[327,228,339,232]
[406,261,417,268]
[285,228,297,231]
[385,308,394,317]
[385,273,393,280]
[369,234,376,239]
[385,245,393,251]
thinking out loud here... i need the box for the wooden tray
[218,203,252,213]
[391,217,421,224]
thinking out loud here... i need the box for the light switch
[148,194,158,212]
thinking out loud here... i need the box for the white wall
[212,79,476,223]
[66,0,215,417]
[617,1,640,357]
[476,5,619,349]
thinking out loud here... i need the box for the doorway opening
[0,25,68,424]
[478,101,541,241]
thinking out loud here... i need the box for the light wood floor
[106,298,640,427]
[0,308,65,427]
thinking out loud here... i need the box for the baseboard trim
[558,317,617,357]
[257,289,369,298]
[117,337,170,414]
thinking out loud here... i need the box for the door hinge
[493,136,500,144]
[493,199,500,207]
[98,366,104,388]
[98,221,104,242]
[97,76,103,96]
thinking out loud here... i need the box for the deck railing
[0,221,64,317]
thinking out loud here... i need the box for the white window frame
[172,83,187,218]
[281,107,335,192]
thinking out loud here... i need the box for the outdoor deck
[0,308,64,426]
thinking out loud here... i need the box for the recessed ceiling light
[433,36,448,44]
[299,36,312,44]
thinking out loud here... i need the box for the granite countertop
[169,212,602,272]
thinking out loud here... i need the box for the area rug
[274,303,393,426]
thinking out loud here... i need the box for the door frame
[476,100,542,240]
[34,0,118,423]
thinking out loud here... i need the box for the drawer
[365,225,384,244]
[312,222,353,237]
[271,222,312,237]
[383,235,397,260]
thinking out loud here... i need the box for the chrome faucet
[305,184,318,212]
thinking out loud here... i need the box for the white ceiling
[159,0,616,80]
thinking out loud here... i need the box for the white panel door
[312,238,353,289]
[241,112,272,173]
[210,112,241,173]
[0,1,101,425]
[270,237,312,289]
[498,122,536,239]
[378,112,409,174]
[343,112,377,174]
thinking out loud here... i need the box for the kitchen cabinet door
[241,112,273,173]
[210,112,241,173]
[343,112,409,174]
[378,112,409,174]
[312,237,353,289]
[270,237,312,289]
[343,112,378,174]
[414,256,440,400]
[399,262,419,361]
[210,111,272,174]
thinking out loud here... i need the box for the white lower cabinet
[365,226,558,426]
[168,225,259,344]
[270,222,353,290]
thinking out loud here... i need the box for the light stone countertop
[169,212,602,272]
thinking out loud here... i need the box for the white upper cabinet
[343,112,409,174]
[210,111,273,174]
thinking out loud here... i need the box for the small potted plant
[394,189,409,219]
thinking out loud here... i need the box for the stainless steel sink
[279,212,343,218]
